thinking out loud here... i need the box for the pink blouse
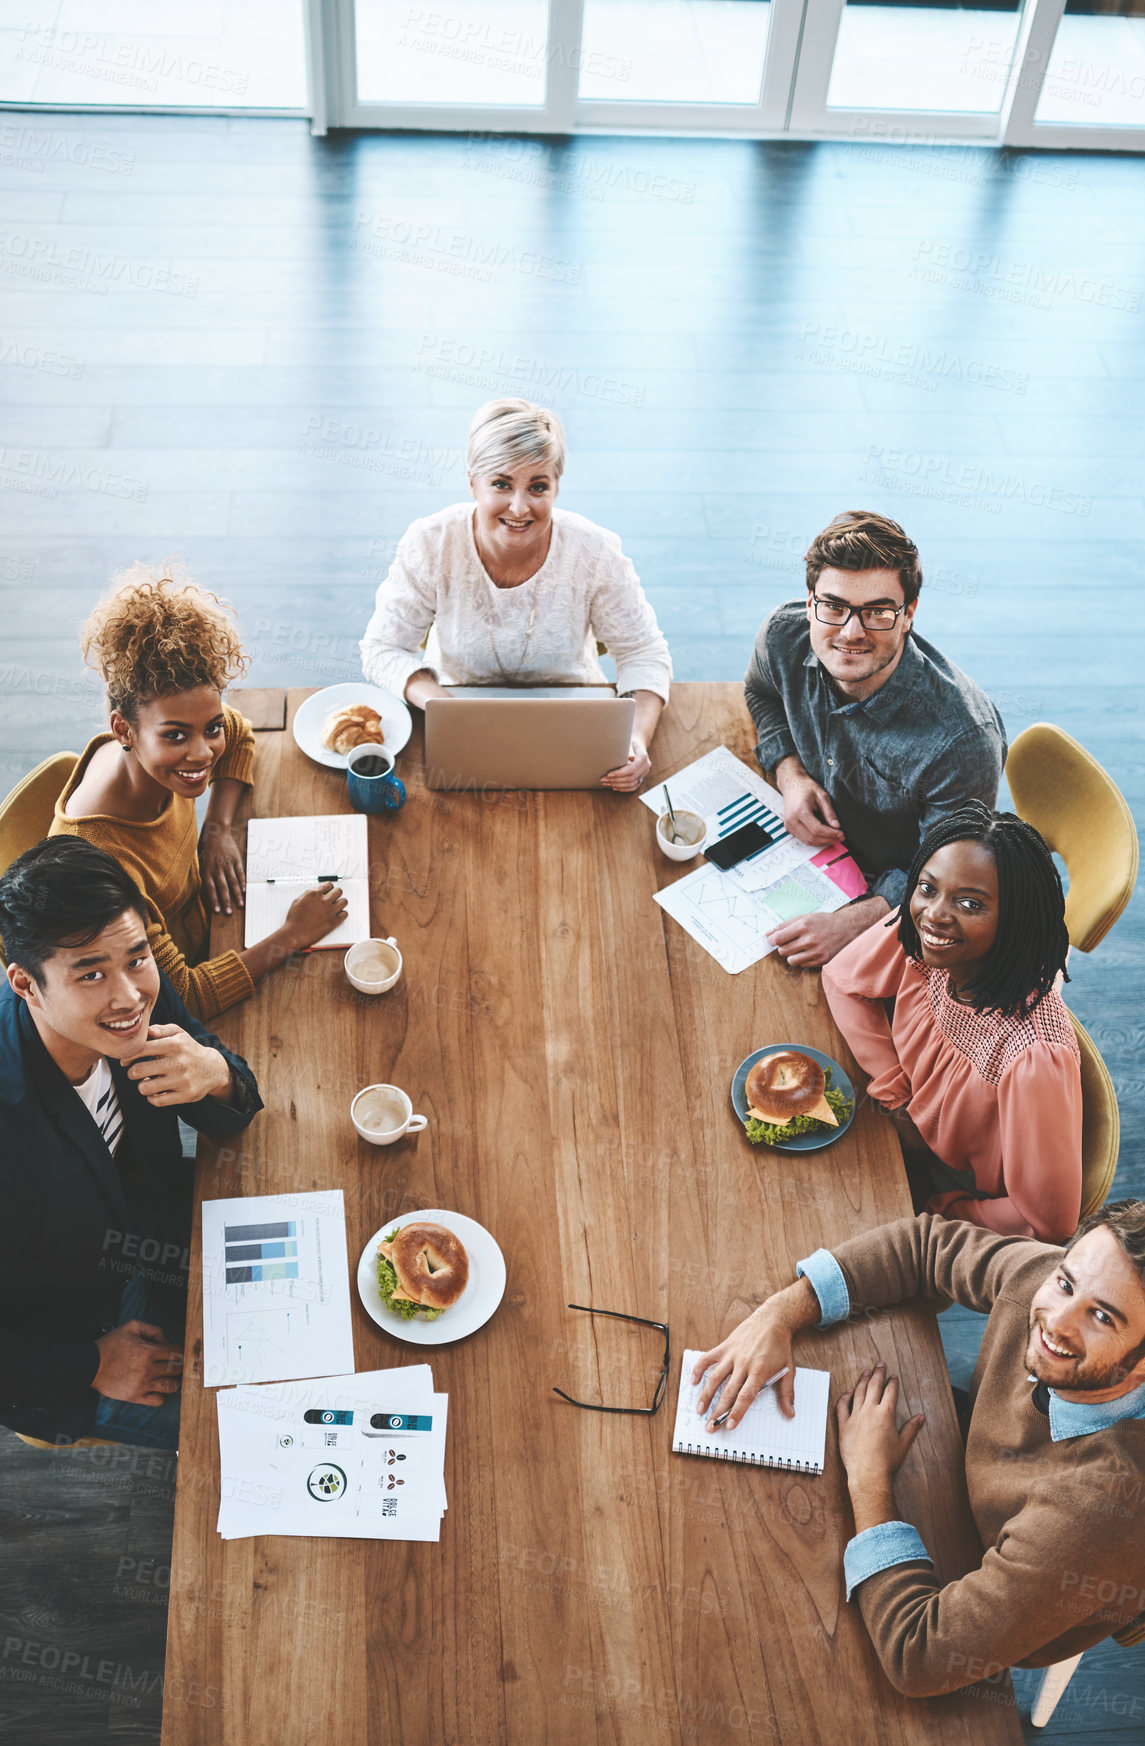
[822,916,1082,1242]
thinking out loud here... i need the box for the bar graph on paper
[201,1192,356,1387]
[224,1219,300,1285]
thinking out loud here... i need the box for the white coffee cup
[351,1084,428,1146]
[656,808,706,862]
[345,937,402,994]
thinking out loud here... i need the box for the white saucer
[293,683,412,770]
[357,1210,506,1346]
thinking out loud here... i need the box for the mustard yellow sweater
[50,707,256,1021]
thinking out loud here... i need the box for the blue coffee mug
[346,744,406,814]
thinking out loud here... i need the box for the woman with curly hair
[822,802,1082,1242]
[50,563,345,1019]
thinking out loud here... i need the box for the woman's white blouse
[359,503,672,701]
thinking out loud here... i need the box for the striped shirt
[73,1058,125,1157]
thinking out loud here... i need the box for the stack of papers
[643,746,859,974]
[217,1365,448,1542]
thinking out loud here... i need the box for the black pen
[265,875,341,884]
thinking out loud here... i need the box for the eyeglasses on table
[552,1303,671,1417]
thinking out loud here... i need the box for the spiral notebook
[673,1351,830,1473]
[243,814,369,951]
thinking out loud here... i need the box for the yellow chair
[0,751,78,880]
[1006,724,1138,952]
[1068,1010,1120,1224]
[0,751,78,969]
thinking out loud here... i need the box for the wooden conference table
[163,685,1021,1746]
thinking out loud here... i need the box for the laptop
[424,687,636,791]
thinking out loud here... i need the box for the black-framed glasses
[552,1304,671,1416]
[812,595,906,632]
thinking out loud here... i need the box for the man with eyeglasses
[744,511,1005,966]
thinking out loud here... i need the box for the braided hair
[895,801,1069,1020]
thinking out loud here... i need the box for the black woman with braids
[823,802,1081,1241]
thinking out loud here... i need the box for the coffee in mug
[351,1083,428,1146]
[355,1087,408,1135]
[345,937,402,993]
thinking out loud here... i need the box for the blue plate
[731,1044,855,1152]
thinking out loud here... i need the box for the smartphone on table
[703,819,774,870]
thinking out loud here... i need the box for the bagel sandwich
[376,1221,469,1321]
[323,703,386,755]
[743,1049,852,1146]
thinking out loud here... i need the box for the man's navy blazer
[0,972,261,1442]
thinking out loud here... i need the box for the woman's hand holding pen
[280,882,348,951]
[237,881,349,986]
[690,1275,823,1431]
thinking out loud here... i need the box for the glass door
[572,0,802,132]
[328,0,586,129]
[324,0,804,131]
[788,0,1031,138]
[1002,0,1145,143]
[317,0,1145,145]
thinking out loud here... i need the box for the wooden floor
[0,114,1141,1744]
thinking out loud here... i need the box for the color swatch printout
[202,1190,355,1388]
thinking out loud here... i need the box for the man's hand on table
[691,1275,822,1430]
[93,1319,184,1407]
[774,759,845,848]
[123,1024,234,1106]
[837,1362,926,1532]
[768,895,890,968]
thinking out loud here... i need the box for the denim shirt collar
[803,631,923,719]
[1044,1375,1145,1442]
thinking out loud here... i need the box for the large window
[2,0,1142,148]
[0,1,307,110]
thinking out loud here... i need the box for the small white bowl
[656,809,706,862]
[345,937,402,994]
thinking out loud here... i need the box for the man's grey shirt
[744,601,1006,907]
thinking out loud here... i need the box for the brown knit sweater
[831,1215,1145,1696]
[49,707,256,1021]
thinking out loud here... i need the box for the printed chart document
[216,1365,448,1542]
[673,1351,830,1474]
[202,1190,355,1387]
[243,813,368,950]
[642,746,862,973]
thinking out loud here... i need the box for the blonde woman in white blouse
[359,398,672,791]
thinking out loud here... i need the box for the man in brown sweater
[693,1205,1145,1696]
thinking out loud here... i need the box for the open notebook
[243,814,369,951]
[673,1351,830,1473]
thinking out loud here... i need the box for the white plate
[357,1210,506,1346]
[293,683,412,770]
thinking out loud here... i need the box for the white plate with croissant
[292,683,412,770]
